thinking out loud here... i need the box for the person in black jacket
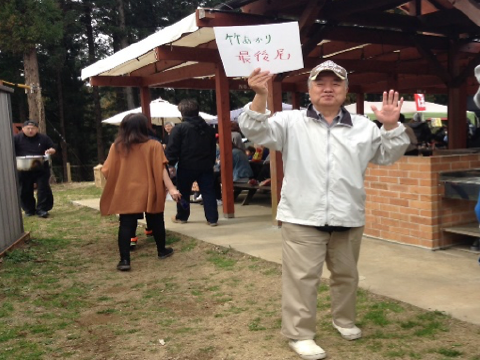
[166,99,219,226]
[14,120,56,218]
[409,113,432,147]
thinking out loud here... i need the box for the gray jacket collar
[306,103,353,127]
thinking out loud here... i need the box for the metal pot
[16,155,49,171]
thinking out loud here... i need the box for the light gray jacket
[239,103,410,227]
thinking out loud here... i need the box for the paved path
[74,194,480,326]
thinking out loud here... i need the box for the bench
[443,222,480,251]
[439,172,480,251]
[233,182,271,205]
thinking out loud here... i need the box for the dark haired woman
[100,113,181,271]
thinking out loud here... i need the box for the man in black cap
[239,60,410,360]
[14,120,56,218]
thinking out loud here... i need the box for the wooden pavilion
[82,0,480,247]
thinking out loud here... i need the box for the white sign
[214,22,304,77]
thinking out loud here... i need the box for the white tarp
[344,101,477,122]
[81,13,215,80]
[102,98,217,126]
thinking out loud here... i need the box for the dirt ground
[3,182,480,360]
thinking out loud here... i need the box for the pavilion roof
[82,0,480,95]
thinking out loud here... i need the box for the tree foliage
[0,0,63,53]
[0,0,227,180]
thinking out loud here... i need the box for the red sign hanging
[414,94,426,111]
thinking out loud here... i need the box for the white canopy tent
[102,98,217,126]
[344,101,477,123]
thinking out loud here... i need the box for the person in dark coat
[14,120,56,218]
[409,113,432,147]
[166,98,219,226]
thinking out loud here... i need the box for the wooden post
[356,92,365,115]
[215,64,234,218]
[447,43,468,149]
[290,91,302,110]
[267,77,284,226]
[140,87,152,126]
[447,85,468,149]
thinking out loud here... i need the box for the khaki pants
[280,222,364,340]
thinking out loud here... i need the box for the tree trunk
[23,47,46,133]
[117,0,135,109]
[56,69,69,181]
[84,1,105,163]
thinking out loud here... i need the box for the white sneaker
[332,321,362,340]
[288,339,326,360]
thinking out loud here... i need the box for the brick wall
[364,154,480,249]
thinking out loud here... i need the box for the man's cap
[309,60,347,81]
[23,120,38,127]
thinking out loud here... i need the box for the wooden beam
[410,34,451,85]
[142,63,216,87]
[130,60,184,76]
[89,76,143,87]
[153,78,215,90]
[303,58,438,76]
[155,45,221,63]
[458,41,480,54]
[214,64,234,218]
[196,8,285,27]
[153,77,301,93]
[342,11,418,31]
[452,51,480,87]
[325,0,411,19]
[302,25,331,59]
[317,24,449,50]
[298,0,327,41]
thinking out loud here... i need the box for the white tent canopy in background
[212,103,299,124]
[102,98,217,126]
[344,101,477,123]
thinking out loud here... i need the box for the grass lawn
[1,182,480,360]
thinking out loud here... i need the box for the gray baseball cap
[309,60,347,81]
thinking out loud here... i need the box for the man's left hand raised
[370,90,404,131]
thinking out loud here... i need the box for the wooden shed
[0,85,30,256]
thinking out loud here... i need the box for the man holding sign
[239,60,409,360]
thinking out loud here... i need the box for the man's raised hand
[370,90,404,130]
[248,68,273,95]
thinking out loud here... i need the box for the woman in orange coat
[100,113,181,271]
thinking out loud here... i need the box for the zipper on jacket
[325,126,331,224]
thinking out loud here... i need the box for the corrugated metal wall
[0,85,25,254]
